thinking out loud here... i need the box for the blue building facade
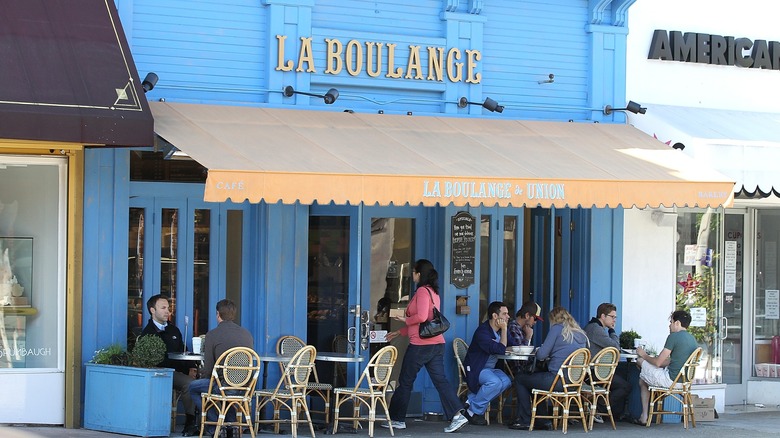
[81,0,641,420]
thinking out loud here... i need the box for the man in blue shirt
[462,301,515,425]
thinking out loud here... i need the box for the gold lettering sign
[275,36,481,83]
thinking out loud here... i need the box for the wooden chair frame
[332,345,397,438]
[277,335,332,423]
[254,345,317,438]
[199,347,261,438]
[646,347,703,429]
[530,347,591,434]
[582,347,619,430]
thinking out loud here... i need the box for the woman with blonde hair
[508,306,588,430]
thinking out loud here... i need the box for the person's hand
[496,317,508,330]
[522,324,533,339]
[188,367,198,379]
[393,315,406,323]
[386,330,401,342]
[636,346,646,358]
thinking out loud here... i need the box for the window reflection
[127,208,145,347]
[161,209,179,322]
[193,210,210,336]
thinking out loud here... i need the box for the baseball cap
[518,301,544,322]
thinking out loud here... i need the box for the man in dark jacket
[583,302,631,422]
[462,301,515,425]
[140,294,197,435]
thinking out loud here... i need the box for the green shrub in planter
[131,335,167,368]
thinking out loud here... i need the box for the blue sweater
[463,320,517,393]
[536,323,588,373]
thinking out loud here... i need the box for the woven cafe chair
[278,335,333,423]
[199,347,261,438]
[646,347,703,429]
[332,345,397,438]
[255,345,318,438]
[582,346,619,430]
[452,337,491,424]
[530,347,591,434]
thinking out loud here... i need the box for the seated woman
[508,306,588,430]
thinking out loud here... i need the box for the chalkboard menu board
[451,211,476,289]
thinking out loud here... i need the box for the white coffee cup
[633,339,642,349]
[192,337,203,354]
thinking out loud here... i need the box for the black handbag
[418,287,450,338]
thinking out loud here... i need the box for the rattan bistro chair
[199,347,261,438]
[255,345,318,438]
[278,335,333,423]
[582,347,619,430]
[646,347,703,429]
[530,347,591,434]
[332,345,397,438]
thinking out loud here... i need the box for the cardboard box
[691,395,716,422]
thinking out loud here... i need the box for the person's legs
[189,378,210,414]
[512,371,556,425]
[608,373,630,417]
[388,344,427,422]
[174,371,196,415]
[468,369,511,415]
[639,378,650,422]
[423,344,464,420]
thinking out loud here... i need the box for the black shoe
[534,421,553,431]
[508,420,530,430]
[181,424,199,437]
[463,409,487,426]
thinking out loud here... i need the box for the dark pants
[190,378,241,427]
[608,373,630,417]
[513,371,561,424]
[388,343,464,421]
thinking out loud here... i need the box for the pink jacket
[399,286,445,345]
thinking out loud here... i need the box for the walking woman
[383,259,468,433]
[509,306,589,430]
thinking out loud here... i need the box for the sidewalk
[3,406,780,438]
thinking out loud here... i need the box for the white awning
[629,104,780,197]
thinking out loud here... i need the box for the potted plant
[84,335,174,437]
[619,329,642,350]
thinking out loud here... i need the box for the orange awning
[150,102,735,208]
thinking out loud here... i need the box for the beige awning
[150,101,735,208]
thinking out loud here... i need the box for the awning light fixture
[458,96,504,113]
[603,100,646,115]
[283,85,339,104]
[142,72,158,93]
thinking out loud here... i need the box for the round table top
[257,354,292,363]
[316,352,365,363]
[168,352,203,361]
[497,352,535,361]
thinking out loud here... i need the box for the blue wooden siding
[131,0,267,103]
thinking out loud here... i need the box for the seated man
[583,302,631,421]
[189,299,254,438]
[140,294,198,436]
[462,301,515,425]
[634,310,698,425]
[508,301,542,347]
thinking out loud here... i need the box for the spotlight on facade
[458,96,504,113]
[283,86,339,104]
[142,72,158,93]
[603,100,646,115]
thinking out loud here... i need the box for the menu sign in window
[451,212,476,289]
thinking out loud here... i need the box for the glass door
[479,207,524,320]
[127,191,245,352]
[724,210,747,404]
[674,208,723,384]
[754,211,780,380]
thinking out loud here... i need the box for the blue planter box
[84,363,174,437]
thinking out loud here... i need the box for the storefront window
[675,208,723,384]
[754,211,780,374]
[0,157,65,369]
[127,207,145,345]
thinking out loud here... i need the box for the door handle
[721,316,728,340]
[347,326,356,344]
